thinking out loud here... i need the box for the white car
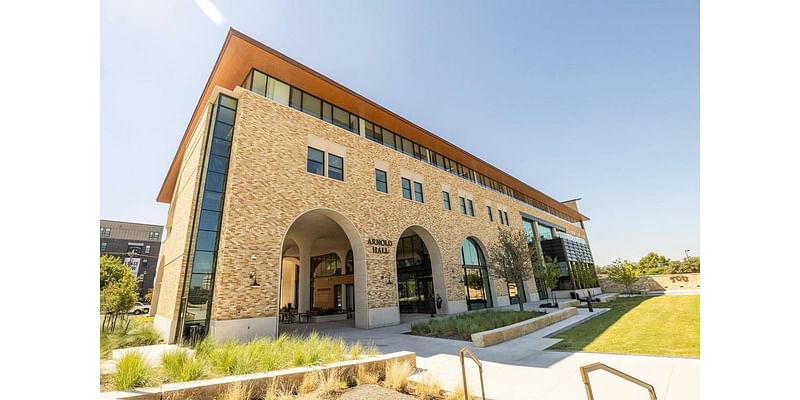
[130,302,150,315]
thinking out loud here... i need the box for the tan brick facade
[153,87,592,342]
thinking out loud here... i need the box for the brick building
[100,219,164,300]
[151,29,599,343]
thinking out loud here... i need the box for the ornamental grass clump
[161,350,208,382]
[186,332,378,380]
[113,352,156,390]
[384,359,414,392]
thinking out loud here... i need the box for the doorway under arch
[395,226,446,316]
[278,208,367,332]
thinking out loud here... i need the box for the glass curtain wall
[461,238,493,310]
[178,94,238,343]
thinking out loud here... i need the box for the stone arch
[394,225,448,315]
[277,207,368,330]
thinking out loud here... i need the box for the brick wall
[155,87,593,331]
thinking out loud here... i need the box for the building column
[297,244,311,313]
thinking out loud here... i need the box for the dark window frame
[375,169,388,193]
[442,191,451,210]
[401,178,412,200]
[306,146,325,176]
[328,153,344,181]
[413,181,424,203]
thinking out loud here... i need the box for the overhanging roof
[157,28,589,222]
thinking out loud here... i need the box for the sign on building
[124,257,141,276]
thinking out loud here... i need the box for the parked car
[130,302,150,315]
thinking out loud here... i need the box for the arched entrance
[278,209,367,331]
[395,226,446,316]
[461,237,494,310]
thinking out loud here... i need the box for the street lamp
[684,249,691,258]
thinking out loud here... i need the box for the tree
[606,258,642,295]
[539,256,561,306]
[675,256,700,273]
[100,255,138,331]
[487,227,535,311]
[143,288,153,304]
[638,252,671,275]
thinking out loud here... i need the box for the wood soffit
[157,28,588,222]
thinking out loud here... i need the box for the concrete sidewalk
[287,304,699,400]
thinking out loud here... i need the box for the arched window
[311,253,341,278]
[461,238,493,310]
[461,238,485,266]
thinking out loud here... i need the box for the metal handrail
[579,362,657,400]
[459,347,486,400]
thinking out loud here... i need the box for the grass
[106,332,381,392]
[161,349,208,382]
[114,352,156,390]
[384,359,414,392]
[549,295,700,357]
[100,316,162,359]
[410,310,543,341]
[411,372,442,400]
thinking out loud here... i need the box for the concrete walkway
[282,304,698,400]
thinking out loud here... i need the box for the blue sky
[101,0,699,266]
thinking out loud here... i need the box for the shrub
[384,360,414,392]
[411,310,542,341]
[113,352,155,390]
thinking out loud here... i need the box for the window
[328,153,344,181]
[100,242,108,251]
[266,77,290,105]
[145,245,151,254]
[100,227,111,237]
[498,209,505,225]
[148,231,160,240]
[458,197,467,215]
[307,147,324,176]
[461,238,493,310]
[375,169,388,193]
[413,182,424,203]
[301,92,322,119]
[487,206,494,222]
[311,253,342,277]
[442,191,451,210]
[504,211,510,226]
[538,224,554,240]
[332,106,349,129]
[466,199,474,216]
[401,178,412,200]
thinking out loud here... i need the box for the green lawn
[549,295,699,357]
[411,310,543,341]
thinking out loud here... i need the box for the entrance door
[417,277,434,314]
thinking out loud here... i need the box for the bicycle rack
[459,347,486,400]
[579,362,657,400]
